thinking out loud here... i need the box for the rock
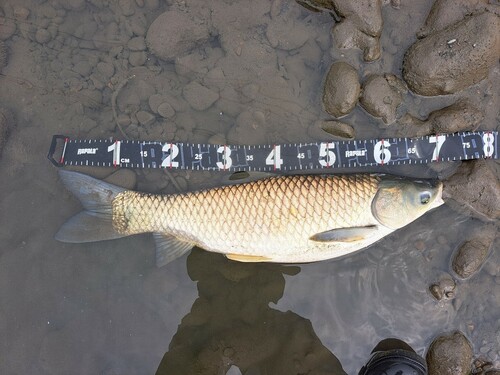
[403,12,500,96]
[0,41,8,71]
[13,7,30,20]
[0,108,13,156]
[157,102,175,118]
[146,10,211,61]
[104,169,137,190]
[136,110,155,126]
[35,28,52,44]
[118,0,135,16]
[417,0,489,38]
[387,100,482,137]
[429,274,456,301]
[359,74,407,124]
[314,120,356,140]
[452,223,497,279]
[0,10,16,40]
[331,0,383,61]
[426,331,473,375]
[322,62,360,118]
[73,60,92,77]
[129,51,147,66]
[96,62,114,80]
[128,36,146,51]
[183,81,219,111]
[442,160,500,221]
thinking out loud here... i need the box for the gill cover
[371,178,444,229]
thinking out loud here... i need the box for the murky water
[0,1,498,374]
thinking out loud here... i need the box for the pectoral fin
[153,233,194,267]
[310,226,378,243]
[226,253,272,262]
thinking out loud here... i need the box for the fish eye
[420,191,431,204]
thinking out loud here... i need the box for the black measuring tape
[47,131,498,172]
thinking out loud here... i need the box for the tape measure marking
[47,131,498,171]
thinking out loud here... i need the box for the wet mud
[0,0,499,374]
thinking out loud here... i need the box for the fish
[55,170,444,266]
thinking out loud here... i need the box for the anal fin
[310,226,378,243]
[226,253,272,262]
[153,233,194,267]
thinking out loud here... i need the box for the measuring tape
[47,131,498,172]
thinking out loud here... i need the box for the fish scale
[112,174,381,260]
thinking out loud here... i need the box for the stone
[403,12,500,96]
[313,120,356,140]
[442,160,500,221]
[35,28,52,44]
[128,36,146,51]
[452,223,497,279]
[429,274,456,301]
[129,51,147,67]
[136,110,155,126]
[182,81,219,111]
[360,74,407,124]
[426,331,473,375]
[330,0,383,61]
[388,100,482,137]
[0,108,13,156]
[322,62,360,118]
[96,62,114,80]
[157,102,175,118]
[146,10,211,61]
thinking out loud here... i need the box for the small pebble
[414,240,426,251]
[127,37,146,51]
[136,111,155,126]
[157,102,175,118]
[35,29,52,44]
[129,51,147,67]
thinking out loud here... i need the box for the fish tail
[55,170,127,243]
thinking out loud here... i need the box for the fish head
[371,178,444,229]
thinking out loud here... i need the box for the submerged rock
[0,40,7,71]
[429,274,456,301]
[331,0,383,61]
[322,62,360,118]
[426,331,473,375]
[359,74,407,124]
[182,81,219,111]
[387,100,483,137]
[452,223,497,279]
[146,10,211,61]
[0,108,13,156]
[403,11,500,96]
[297,0,383,61]
[442,160,500,222]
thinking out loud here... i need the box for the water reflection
[156,249,346,375]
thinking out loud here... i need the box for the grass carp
[56,170,443,266]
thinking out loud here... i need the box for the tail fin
[56,170,127,243]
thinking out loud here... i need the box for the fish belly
[113,175,383,262]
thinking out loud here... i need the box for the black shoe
[359,339,427,375]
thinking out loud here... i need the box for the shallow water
[0,0,498,374]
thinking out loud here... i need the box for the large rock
[452,223,497,279]
[388,100,482,137]
[403,12,500,96]
[322,62,360,118]
[442,160,500,221]
[359,74,407,124]
[146,10,211,61]
[426,331,473,375]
